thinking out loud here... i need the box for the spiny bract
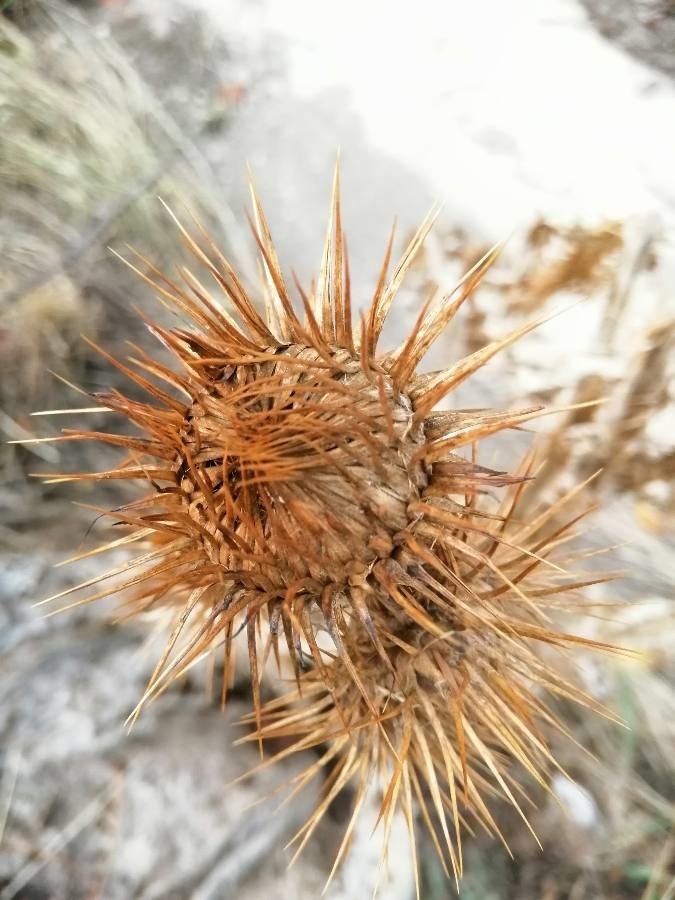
[36,165,619,888]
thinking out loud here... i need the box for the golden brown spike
[367,204,441,356]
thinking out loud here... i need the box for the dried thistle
[32,165,623,888]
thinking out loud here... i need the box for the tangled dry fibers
[30,165,623,891]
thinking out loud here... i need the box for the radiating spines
[28,163,624,890]
[240,465,623,891]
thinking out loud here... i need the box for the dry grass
[0,1,231,481]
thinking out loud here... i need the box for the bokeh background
[1,1,674,897]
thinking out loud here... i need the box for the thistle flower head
[36,164,621,887]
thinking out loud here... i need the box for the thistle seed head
[35,164,622,887]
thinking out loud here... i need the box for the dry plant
[27,167,629,892]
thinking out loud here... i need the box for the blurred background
[0,1,674,897]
